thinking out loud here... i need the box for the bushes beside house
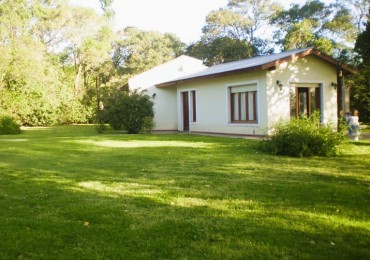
[99,89,154,134]
[262,113,346,157]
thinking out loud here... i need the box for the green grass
[0,125,369,259]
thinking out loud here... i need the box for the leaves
[113,27,186,75]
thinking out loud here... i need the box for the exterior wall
[267,55,338,128]
[128,56,207,130]
[174,55,338,136]
[176,70,268,136]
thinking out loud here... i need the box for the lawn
[0,125,369,259]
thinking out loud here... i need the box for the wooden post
[337,62,343,131]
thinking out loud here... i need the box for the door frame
[291,84,322,119]
[181,91,189,131]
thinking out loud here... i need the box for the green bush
[103,89,154,134]
[0,116,21,135]
[141,116,155,133]
[95,123,108,134]
[262,113,346,157]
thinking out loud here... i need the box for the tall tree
[341,0,369,31]
[112,27,186,76]
[187,0,281,66]
[351,8,370,123]
[0,0,68,125]
[61,6,106,96]
[227,0,282,43]
[99,0,115,20]
[0,0,116,125]
[271,0,358,57]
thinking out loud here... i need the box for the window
[230,84,257,123]
[190,90,196,122]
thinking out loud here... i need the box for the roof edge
[156,47,356,88]
[156,65,264,88]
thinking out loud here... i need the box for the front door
[182,92,189,131]
[291,86,321,118]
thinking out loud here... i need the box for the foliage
[0,0,368,127]
[262,113,346,157]
[271,0,358,57]
[0,116,21,135]
[112,27,186,75]
[187,0,279,65]
[0,0,113,126]
[99,0,115,20]
[0,125,369,259]
[95,123,108,134]
[351,10,370,123]
[187,37,257,66]
[102,89,154,134]
[141,116,155,134]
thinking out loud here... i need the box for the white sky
[70,0,335,44]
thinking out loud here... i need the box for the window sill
[227,122,259,127]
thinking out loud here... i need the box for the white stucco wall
[176,70,268,136]
[173,55,338,136]
[267,55,338,128]
[128,55,207,130]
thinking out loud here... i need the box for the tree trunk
[74,64,83,96]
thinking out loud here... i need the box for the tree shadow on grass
[1,133,369,259]
[351,141,370,147]
[1,164,369,259]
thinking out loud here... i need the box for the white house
[128,55,207,131]
[129,48,355,136]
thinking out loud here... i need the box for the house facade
[130,48,354,136]
[128,55,207,131]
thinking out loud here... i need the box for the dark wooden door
[182,92,189,131]
[295,87,321,118]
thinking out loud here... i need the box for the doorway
[182,92,189,131]
[290,86,321,118]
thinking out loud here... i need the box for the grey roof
[186,48,311,78]
[156,47,355,87]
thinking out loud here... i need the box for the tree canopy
[352,8,370,123]
[187,0,280,65]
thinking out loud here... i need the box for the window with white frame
[230,84,258,123]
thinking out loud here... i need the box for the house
[128,55,207,131]
[129,48,355,136]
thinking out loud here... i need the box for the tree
[99,0,115,20]
[341,0,370,31]
[187,37,256,66]
[271,0,358,57]
[227,0,282,43]
[0,0,68,125]
[0,0,116,125]
[112,27,186,76]
[187,0,280,65]
[61,6,107,96]
[352,9,370,123]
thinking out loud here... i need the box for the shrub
[262,113,346,157]
[95,123,108,134]
[0,116,21,135]
[103,89,154,134]
[141,116,155,134]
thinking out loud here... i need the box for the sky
[70,0,334,44]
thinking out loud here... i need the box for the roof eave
[156,65,265,88]
[307,48,357,75]
[156,47,356,88]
